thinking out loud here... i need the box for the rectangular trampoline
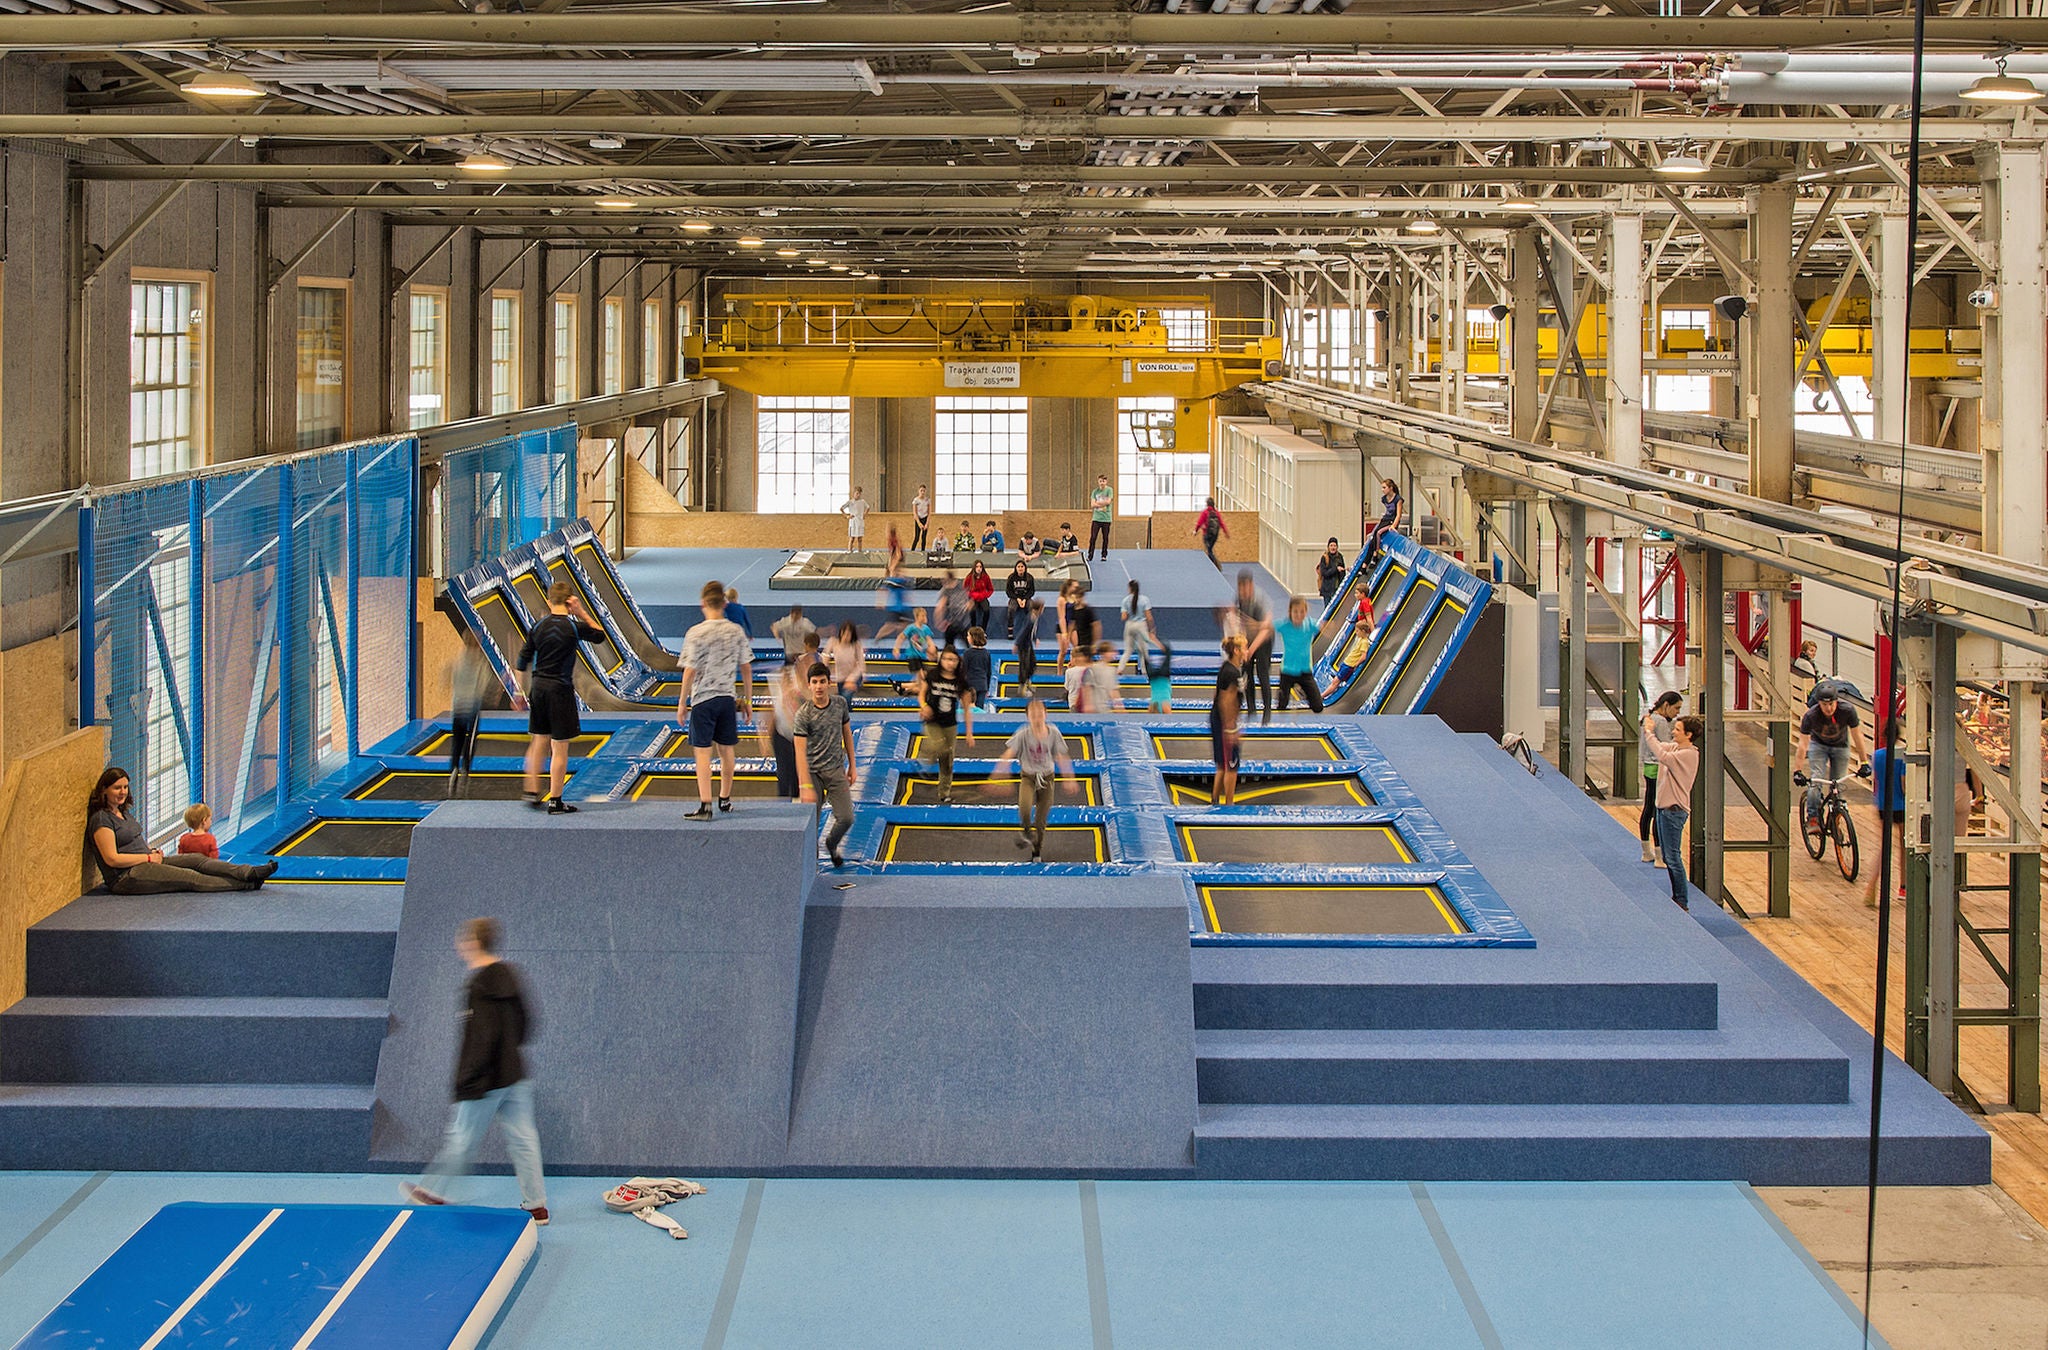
[350,770,556,802]
[413,730,610,759]
[274,818,419,859]
[1198,883,1464,937]
[1163,773,1373,808]
[1174,821,1411,865]
[913,731,1094,761]
[1151,732,1341,762]
[628,771,783,801]
[880,821,1109,864]
[894,772,1101,806]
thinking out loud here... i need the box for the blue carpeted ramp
[785,875,1199,1174]
[372,801,817,1171]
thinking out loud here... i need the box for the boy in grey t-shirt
[791,663,858,868]
[990,698,1077,860]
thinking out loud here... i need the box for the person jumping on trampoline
[676,579,754,820]
[448,627,490,798]
[1145,635,1175,713]
[891,607,937,692]
[402,917,548,1226]
[1015,597,1045,696]
[885,523,905,577]
[1234,570,1276,725]
[876,564,915,646]
[840,485,869,552]
[793,662,859,869]
[1064,580,1101,667]
[827,620,867,695]
[86,768,275,894]
[1211,635,1247,805]
[991,697,1077,861]
[1193,498,1229,571]
[1274,596,1324,714]
[916,644,974,803]
[514,579,604,814]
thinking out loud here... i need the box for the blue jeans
[1655,805,1691,907]
[420,1078,546,1208]
[1805,741,1851,818]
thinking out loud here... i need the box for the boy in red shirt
[176,803,220,859]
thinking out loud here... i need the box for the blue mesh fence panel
[287,451,353,798]
[82,438,420,846]
[440,424,577,577]
[351,438,418,757]
[86,482,197,841]
[200,465,287,841]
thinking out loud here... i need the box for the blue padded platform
[784,874,1198,1174]
[372,800,816,1172]
[13,1202,534,1350]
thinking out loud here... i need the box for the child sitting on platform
[176,803,219,859]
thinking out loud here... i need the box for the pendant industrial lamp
[1961,54,2044,104]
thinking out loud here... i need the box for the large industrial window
[142,548,191,839]
[488,291,522,414]
[551,294,579,403]
[1159,306,1210,352]
[757,395,851,512]
[129,273,209,478]
[642,298,663,388]
[1651,307,1713,414]
[1117,396,1208,515]
[601,297,624,395]
[408,288,448,429]
[295,281,349,450]
[934,396,1028,514]
[1286,306,1356,385]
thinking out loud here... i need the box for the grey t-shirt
[680,616,751,706]
[88,807,145,885]
[1004,724,1068,777]
[790,695,852,782]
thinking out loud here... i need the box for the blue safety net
[440,424,577,578]
[83,438,419,843]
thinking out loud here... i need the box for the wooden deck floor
[1597,735,2048,1229]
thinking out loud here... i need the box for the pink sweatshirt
[1650,738,1699,810]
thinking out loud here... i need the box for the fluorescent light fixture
[829,263,850,271]
[459,148,511,172]
[776,248,801,257]
[738,236,765,247]
[185,69,265,99]
[236,57,885,96]
[588,134,625,151]
[807,258,829,267]
[594,195,636,209]
[681,220,714,232]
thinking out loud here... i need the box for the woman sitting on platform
[85,768,275,895]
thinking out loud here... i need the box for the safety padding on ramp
[14,1202,534,1350]
[784,874,1198,1174]
[372,800,815,1171]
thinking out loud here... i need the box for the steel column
[1558,500,1589,787]
[1980,139,2047,564]
[1748,182,1796,504]
[1692,548,1728,907]
[1872,195,1912,445]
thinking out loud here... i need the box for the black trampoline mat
[1164,774,1374,808]
[416,731,610,759]
[629,772,783,802]
[1200,884,1460,936]
[350,771,556,802]
[275,818,418,858]
[882,822,1108,864]
[1152,733,1341,762]
[895,774,1100,806]
[1176,822,1410,865]
[915,732,1093,761]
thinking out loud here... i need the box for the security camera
[1017,138,1035,152]
[1712,294,1748,322]
[1488,303,1510,321]
[1373,308,1390,322]
[1968,286,1999,311]
[238,135,260,148]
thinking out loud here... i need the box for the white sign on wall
[314,358,344,387]
[943,361,1021,389]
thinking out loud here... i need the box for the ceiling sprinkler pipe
[1734,51,2048,74]
[1717,70,2012,105]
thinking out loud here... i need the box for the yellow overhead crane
[686,294,1284,459]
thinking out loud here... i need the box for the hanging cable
[1861,0,1926,1342]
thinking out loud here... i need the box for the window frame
[932,395,1030,515]
[1116,395,1208,516]
[755,394,852,513]
[407,285,450,430]
[294,277,352,451]
[641,296,663,388]
[551,292,580,404]
[601,296,625,396]
[128,268,214,478]
[488,289,523,414]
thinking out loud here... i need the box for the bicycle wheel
[1832,808,1860,883]
[1801,802,1827,860]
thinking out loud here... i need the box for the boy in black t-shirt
[514,579,605,812]
[916,646,975,803]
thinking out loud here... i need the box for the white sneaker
[1641,839,1656,864]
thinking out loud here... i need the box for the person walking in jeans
[991,697,1077,860]
[1644,714,1704,910]
[403,917,548,1225]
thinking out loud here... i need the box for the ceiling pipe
[73,162,1777,184]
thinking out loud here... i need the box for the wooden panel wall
[0,726,107,1011]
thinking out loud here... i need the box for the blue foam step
[0,1083,374,1171]
[1195,1028,1848,1106]
[0,997,387,1085]
[25,889,399,998]
[1192,968,1718,1031]
[1193,1102,1990,1184]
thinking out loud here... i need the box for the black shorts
[527,677,581,741]
[1209,714,1240,768]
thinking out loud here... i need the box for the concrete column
[1450,246,1469,417]
[1980,140,2048,564]
[1388,276,1412,403]
[1608,209,1644,471]
[1508,229,1541,441]
[1748,183,1796,503]
[1872,195,1913,445]
[1558,500,1588,787]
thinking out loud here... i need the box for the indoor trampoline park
[8,22,2048,1343]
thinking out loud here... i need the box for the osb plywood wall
[625,510,1205,556]
[417,578,462,719]
[0,634,72,765]
[0,725,108,1011]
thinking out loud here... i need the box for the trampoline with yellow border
[1197,882,1466,937]
[895,773,1100,806]
[880,821,1109,864]
[1174,821,1412,866]
[1163,774,1373,808]
[1150,732,1341,762]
